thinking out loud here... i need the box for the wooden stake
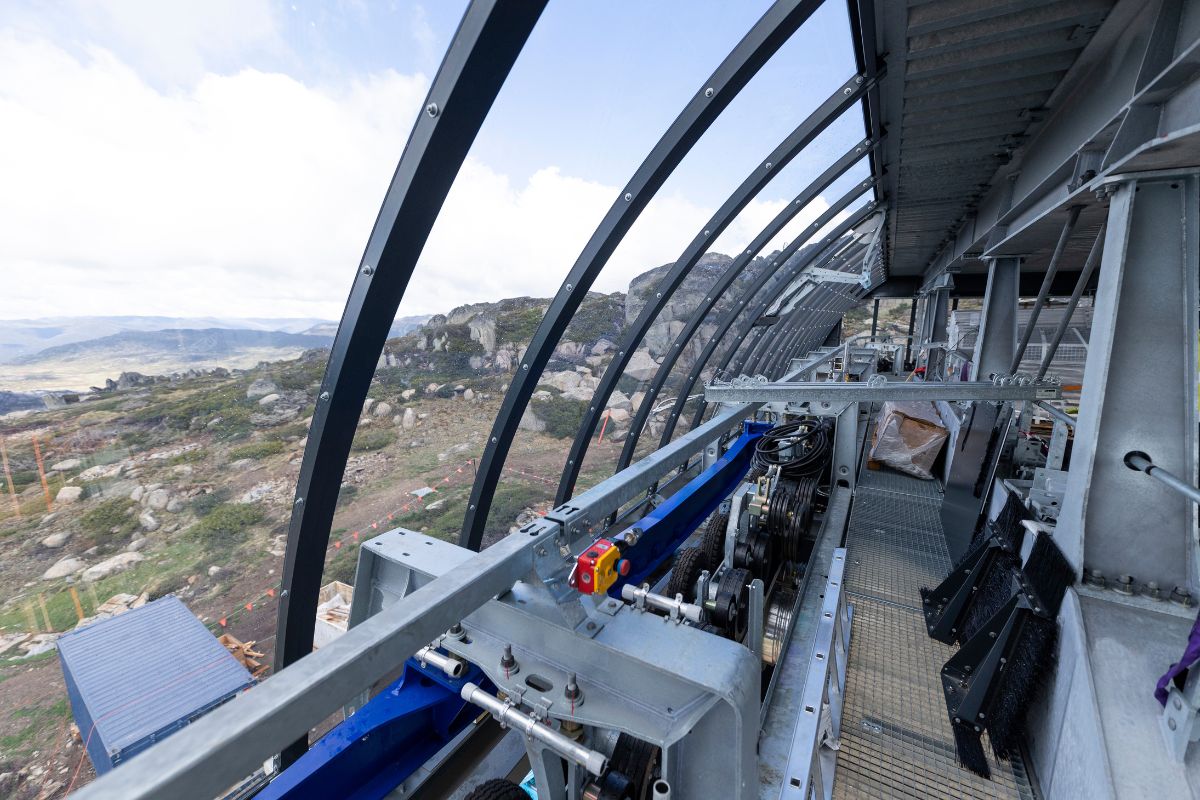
[0,437,20,519]
[69,587,85,622]
[36,593,52,632]
[31,436,53,513]
[24,602,38,634]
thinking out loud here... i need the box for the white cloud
[0,30,830,322]
[64,0,285,86]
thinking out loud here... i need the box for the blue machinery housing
[258,420,771,798]
[256,662,491,800]
[611,420,771,594]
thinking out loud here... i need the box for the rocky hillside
[374,252,775,444]
[0,247,863,797]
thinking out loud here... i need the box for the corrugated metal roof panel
[57,595,254,773]
[876,0,1115,276]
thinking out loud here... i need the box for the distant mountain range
[0,315,429,393]
[0,315,428,363]
[9,328,335,365]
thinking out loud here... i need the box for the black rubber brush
[919,492,1028,644]
[940,530,1075,778]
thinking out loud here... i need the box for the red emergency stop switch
[571,538,627,594]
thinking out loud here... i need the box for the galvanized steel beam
[703,379,1061,405]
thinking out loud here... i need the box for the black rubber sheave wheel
[464,778,530,800]
[664,547,705,600]
[700,512,728,570]
[608,733,660,800]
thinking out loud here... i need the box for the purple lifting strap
[1157,608,1200,705]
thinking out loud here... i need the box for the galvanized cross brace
[703,379,1062,405]
[461,0,832,550]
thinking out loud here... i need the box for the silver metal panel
[1077,594,1200,798]
[779,549,852,800]
[759,484,854,800]
[1057,177,1200,592]
[1023,590,1117,800]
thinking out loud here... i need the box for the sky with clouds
[0,1,868,321]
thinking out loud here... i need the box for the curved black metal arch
[272,0,548,765]
[685,235,870,435]
[760,280,863,376]
[735,256,859,379]
[555,135,877,503]
[718,242,857,379]
[460,0,830,550]
[617,184,876,470]
[550,77,874,505]
[756,251,867,375]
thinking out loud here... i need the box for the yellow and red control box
[572,538,630,595]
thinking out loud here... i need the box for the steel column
[904,295,917,364]
[971,257,1020,380]
[1057,175,1200,593]
[271,0,546,767]
[463,0,830,549]
[870,298,879,337]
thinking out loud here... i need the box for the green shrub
[496,306,545,344]
[229,440,285,460]
[530,394,587,439]
[80,498,138,538]
[192,488,230,517]
[192,503,264,550]
[168,448,206,465]
[352,428,396,452]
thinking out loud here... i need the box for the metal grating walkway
[833,463,1034,799]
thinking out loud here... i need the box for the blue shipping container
[57,595,255,775]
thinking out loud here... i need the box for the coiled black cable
[753,418,833,479]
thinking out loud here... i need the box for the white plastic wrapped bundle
[869,401,948,480]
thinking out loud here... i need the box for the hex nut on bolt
[564,672,583,708]
[500,644,519,675]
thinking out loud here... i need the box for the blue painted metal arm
[611,419,772,594]
[259,660,489,800]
